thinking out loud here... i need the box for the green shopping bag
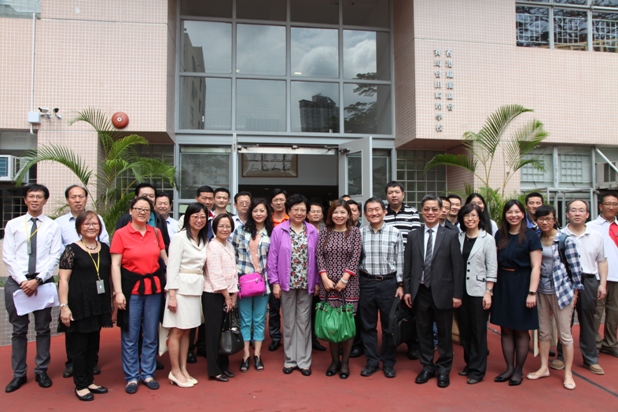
[314,293,356,343]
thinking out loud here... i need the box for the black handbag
[385,298,415,347]
[219,307,244,355]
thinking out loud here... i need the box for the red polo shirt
[110,222,165,295]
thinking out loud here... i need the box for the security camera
[55,114,62,119]
[53,108,59,113]
[38,107,49,113]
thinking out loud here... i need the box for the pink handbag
[238,273,266,299]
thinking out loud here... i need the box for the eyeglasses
[237,201,250,206]
[602,202,618,207]
[190,215,207,221]
[82,223,100,228]
[568,208,587,214]
[217,225,232,230]
[536,217,555,223]
[464,214,479,220]
[272,199,285,204]
[132,207,151,214]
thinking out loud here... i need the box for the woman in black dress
[491,200,542,386]
[58,211,113,401]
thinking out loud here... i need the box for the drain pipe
[30,12,36,135]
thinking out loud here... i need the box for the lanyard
[23,217,41,241]
[81,241,101,280]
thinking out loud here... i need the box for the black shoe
[5,376,27,393]
[88,385,108,394]
[407,347,420,360]
[269,341,281,351]
[212,374,228,382]
[196,349,207,358]
[35,372,52,388]
[383,366,397,378]
[187,352,197,364]
[223,370,235,378]
[312,340,326,351]
[467,377,482,385]
[75,389,94,402]
[300,368,312,377]
[494,373,512,383]
[93,365,101,375]
[240,357,250,373]
[254,356,264,371]
[458,368,468,376]
[141,379,160,390]
[326,361,341,377]
[508,377,523,386]
[283,366,295,375]
[156,360,164,370]
[437,373,450,388]
[339,364,350,380]
[600,346,618,358]
[415,370,436,384]
[549,349,556,357]
[62,367,73,378]
[350,347,363,358]
[125,382,138,394]
[360,365,380,377]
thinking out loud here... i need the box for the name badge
[96,279,105,295]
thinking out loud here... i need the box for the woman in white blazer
[457,203,498,384]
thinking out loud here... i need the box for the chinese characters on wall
[433,49,454,132]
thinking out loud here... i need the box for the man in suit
[439,196,458,231]
[404,194,464,388]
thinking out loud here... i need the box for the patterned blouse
[289,225,309,289]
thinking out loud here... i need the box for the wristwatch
[35,277,43,285]
[528,291,537,296]
[486,288,493,296]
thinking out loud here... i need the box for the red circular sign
[112,112,129,129]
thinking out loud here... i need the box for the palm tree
[15,108,176,235]
[425,104,548,198]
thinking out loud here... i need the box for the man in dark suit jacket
[404,194,464,388]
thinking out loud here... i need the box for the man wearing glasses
[588,193,618,359]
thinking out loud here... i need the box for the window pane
[554,0,587,4]
[182,21,231,73]
[516,7,550,47]
[372,151,391,198]
[291,0,338,24]
[237,0,286,21]
[237,24,286,76]
[343,0,390,28]
[348,153,362,196]
[180,0,232,18]
[554,9,588,50]
[237,79,286,131]
[179,77,231,130]
[593,12,618,52]
[291,82,339,133]
[344,83,391,134]
[291,28,339,78]
[0,0,40,18]
[594,0,618,6]
[343,30,390,80]
[179,148,230,199]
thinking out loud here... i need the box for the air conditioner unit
[0,155,29,182]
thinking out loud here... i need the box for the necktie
[28,217,38,274]
[424,229,433,287]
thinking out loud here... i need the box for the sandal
[240,357,250,373]
[254,356,264,371]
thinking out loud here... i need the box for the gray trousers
[281,289,312,369]
[4,277,52,378]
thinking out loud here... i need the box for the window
[396,150,446,209]
[516,1,618,52]
[0,0,40,18]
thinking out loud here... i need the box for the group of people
[2,181,617,400]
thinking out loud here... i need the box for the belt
[500,267,515,272]
[359,270,396,281]
[582,273,597,278]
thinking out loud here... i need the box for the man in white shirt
[54,185,109,378]
[3,184,63,393]
[232,191,252,228]
[155,192,178,239]
[588,193,618,359]
[553,200,608,375]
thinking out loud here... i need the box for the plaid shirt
[230,226,271,283]
[359,223,404,282]
[547,232,583,309]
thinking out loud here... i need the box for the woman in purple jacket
[267,194,319,376]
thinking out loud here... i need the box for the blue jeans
[121,293,161,382]
[238,293,269,342]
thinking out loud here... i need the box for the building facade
[1,0,617,232]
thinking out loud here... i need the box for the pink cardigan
[203,240,238,293]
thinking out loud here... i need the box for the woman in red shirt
[111,196,168,394]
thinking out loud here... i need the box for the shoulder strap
[557,232,572,280]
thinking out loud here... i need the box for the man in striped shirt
[383,181,421,360]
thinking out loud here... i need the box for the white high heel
[187,375,198,385]
[168,372,194,388]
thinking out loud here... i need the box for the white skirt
[162,294,202,329]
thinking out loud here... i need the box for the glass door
[338,136,373,204]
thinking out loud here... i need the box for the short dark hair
[439,196,450,205]
[447,194,461,203]
[212,213,234,235]
[134,182,156,197]
[599,193,618,206]
[285,194,309,214]
[385,181,404,193]
[155,192,172,203]
[75,210,102,238]
[214,187,230,197]
[234,191,252,204]
[26,184,50,200]
[525,192,544,204]
[535,204,560,229]
[347,199,361,216]
[270,188,288,202]
[196,185,214,197]
[363,196,385,213]
[65,185,88,199]
[421,194,442,208]
[457,204,486,231]
[129,195,154,212]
